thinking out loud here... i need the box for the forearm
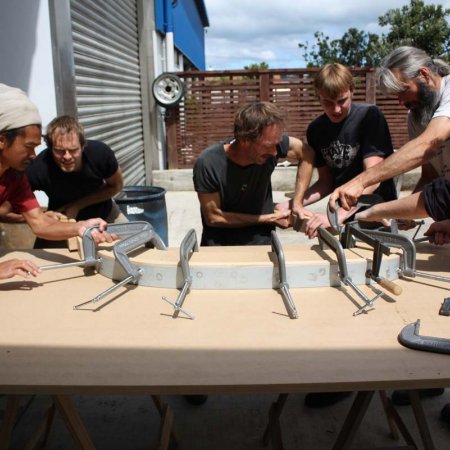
[360,139,437,190]
[357,192,427,221]
[291,159,314,209]
[28,215,82,240]
[302,181,331,206]
[204,209,282,228]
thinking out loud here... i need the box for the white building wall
[0,0,56,205]
[0,0,57,134]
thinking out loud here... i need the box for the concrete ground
[1,190,449,449]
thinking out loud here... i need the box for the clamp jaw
[398,320,450,355]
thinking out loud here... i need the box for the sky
[203,0,450,70]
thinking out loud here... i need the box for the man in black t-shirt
[301,63,398,409]
[25,116,126,247]
[190,102,315,406]
[193,101,315,246]
[303,63,397,239]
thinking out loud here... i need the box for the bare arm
[330,116,450,210]
[284,136,314,217]
[22,207,114,243]
[59,168,124,219]
[355,192,427,222]
[198,192,291,229]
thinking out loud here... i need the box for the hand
[425,220,450,246]
[329,177,365,211]
[0,259,41,280]
[291,206,314,232]
[272,209,291,229]
[0,201,25,223]
[77,218,117,244]
[304,213,331,239]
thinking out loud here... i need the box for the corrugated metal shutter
[70,0,146,185]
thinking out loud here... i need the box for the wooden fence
[165,68,409,169]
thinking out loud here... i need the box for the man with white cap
[0,83,113,280]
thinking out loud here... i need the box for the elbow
[424,138,444,159]
[203,210,224,227]
[29,222,46,239]
[113,180,124,196]
[116,179,124,193]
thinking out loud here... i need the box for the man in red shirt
[0,84,114,280]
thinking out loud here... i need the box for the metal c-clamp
[271,231,298,319]
[162,228,198,319]
[317,226,386,316]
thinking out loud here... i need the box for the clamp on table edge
[161,228,198,320]
[41,221,167,310]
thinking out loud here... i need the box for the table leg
[262,393,289,449]
[0,395,20,449]
[379,391,399,440]
[23,401,56,450]
[378,393,417,447]
[52,395,95,450]
[151,395,178,448]
[332,390,375,450]
[408,390,436,450]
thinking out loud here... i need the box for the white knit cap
[0,83,41,132]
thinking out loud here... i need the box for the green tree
[299,29,388,67]
[299,0,449,67]
[243,62,269,70]
[379,0,449,58]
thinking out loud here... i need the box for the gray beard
[410,81,439,129]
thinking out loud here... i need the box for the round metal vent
[152,72,185,107]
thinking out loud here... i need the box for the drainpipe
[164,0,175,72]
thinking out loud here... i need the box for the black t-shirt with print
[307,103,397,201]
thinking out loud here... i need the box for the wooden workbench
[0,244,448,396]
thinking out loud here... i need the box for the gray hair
[377,46,450,95]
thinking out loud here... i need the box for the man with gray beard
[407,62,449,192]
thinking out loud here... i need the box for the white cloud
[203,0,450,70]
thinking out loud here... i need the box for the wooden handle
[378,278,403,296]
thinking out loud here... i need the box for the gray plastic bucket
[116,186,168,246]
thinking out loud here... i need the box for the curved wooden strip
[96,244,401,290]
